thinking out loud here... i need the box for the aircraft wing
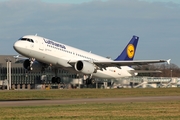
[93,59,170,68]
[68,59,170,69]
[95,59,170,67]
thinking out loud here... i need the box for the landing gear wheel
[86,79,90,85]
[52,77,61,84]
[56,77,61,84]
[91,79,96,84]
[86,79,96,85]
[52,77,56,83]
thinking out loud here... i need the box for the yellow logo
[127,44,135,58]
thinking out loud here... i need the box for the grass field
[0,88,180,120]
[0,88,180,100]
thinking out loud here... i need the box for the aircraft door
[39,40,44,51]
[25,42,33,56]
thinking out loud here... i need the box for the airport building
[0,55,179,90]
[114,77,180,88]
[0,55,81,89]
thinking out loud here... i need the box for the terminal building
[0,55,179,90]
[0,55,81,89]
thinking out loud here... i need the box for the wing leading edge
[68,59,170,70]
[93,59,170,68]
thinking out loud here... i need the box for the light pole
[171,70,172,78]
[5,59,11,90]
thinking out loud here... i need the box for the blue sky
[44,0,178,4]
[0,0,179,4]
[42,0,108,4]
[0,0,180,66]
[42,0,180,4]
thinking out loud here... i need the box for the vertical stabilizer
[114,36,139,61]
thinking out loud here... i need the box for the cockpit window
[19,38,34,43]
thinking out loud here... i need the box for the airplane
[13,35,170,84]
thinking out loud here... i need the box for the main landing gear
[51,68,61,84]
[51,77,61,84]
[84,74,96,85]
[86,78,96,85]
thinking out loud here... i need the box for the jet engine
[23,59,45,72]
[74,60,97,74]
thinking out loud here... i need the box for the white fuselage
[13,35,134,79]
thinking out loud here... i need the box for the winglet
[167,59,171,65]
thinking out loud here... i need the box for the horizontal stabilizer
[129,70,162,74]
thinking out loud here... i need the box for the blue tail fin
[114,35,139,61]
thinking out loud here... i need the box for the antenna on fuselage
[35,33,38,36]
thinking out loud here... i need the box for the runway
[1,96,180,107]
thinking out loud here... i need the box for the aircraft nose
[13,41,22,53]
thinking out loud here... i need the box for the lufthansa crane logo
[127,44,135,58]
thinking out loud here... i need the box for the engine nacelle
[75,60,97,74]
[23,59,45,72]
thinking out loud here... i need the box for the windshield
[19,38,34,43]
